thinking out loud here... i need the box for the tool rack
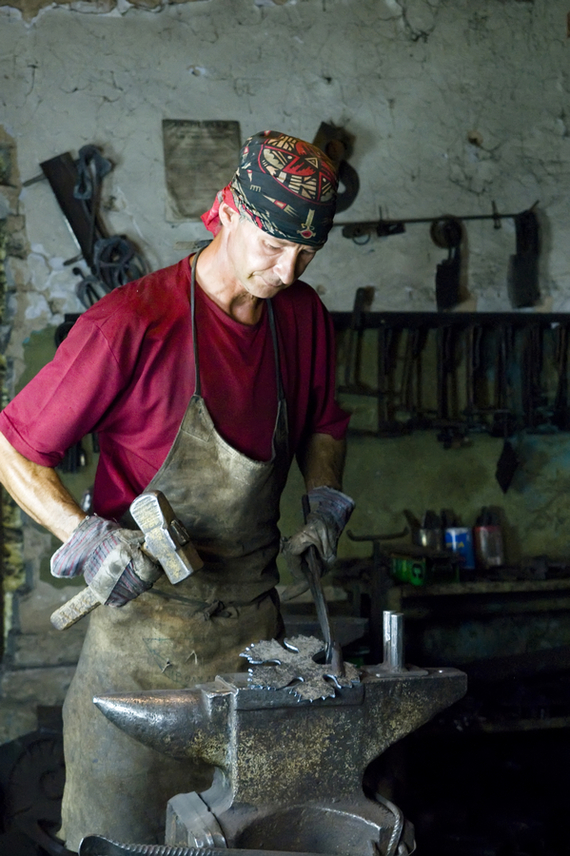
[331,308,570,443]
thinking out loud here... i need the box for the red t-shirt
[0,257,349,520]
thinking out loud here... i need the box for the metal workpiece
[242,636,360,701]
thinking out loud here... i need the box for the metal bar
[332,311,570,332]
[337,201,539,238]
[339,212,525,228]
[381,610,405,671]
[382,610,395,665]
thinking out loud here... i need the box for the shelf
[386,578,570,619]
[395,577,570,597]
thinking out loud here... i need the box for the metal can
[444,527,475,571]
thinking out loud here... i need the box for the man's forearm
[296,433,347,493]
[0,431,86,543]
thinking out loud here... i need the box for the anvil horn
[93,684,233,763]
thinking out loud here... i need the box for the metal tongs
[300,495,344,674]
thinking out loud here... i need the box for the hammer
[50,490,203,630]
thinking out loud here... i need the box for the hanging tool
[436,325,458,422]
[50,491,203,630]
[495,438,519,493]
[312,121,360,213]
[432,216,463,311]
[520,324,546,431]
[491,324,519,492]
[39,149,110,270]
[377,322,408,434]
[403,325,428,422]
[341,286,375,391]
[552,323,570,429]
[39,145,148,306]
[507,206,540,308]
[464,324,475,422]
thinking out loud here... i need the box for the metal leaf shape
[241,635,360,702]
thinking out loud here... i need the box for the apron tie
[147,586,277,620]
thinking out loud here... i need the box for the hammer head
[129,490,203,584]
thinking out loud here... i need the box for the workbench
[378,576,570,732]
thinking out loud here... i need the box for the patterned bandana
[201,130,338,247]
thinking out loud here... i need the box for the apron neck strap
[266,298,285,404]
[190,249,203,396]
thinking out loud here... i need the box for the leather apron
[60,252,291,850]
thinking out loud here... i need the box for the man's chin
[250,279,286,297]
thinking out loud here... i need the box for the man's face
[224,206,320,299]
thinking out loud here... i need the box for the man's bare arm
[296,432,347,492]
[0,431,86,543]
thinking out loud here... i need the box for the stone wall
[0,128,87,741]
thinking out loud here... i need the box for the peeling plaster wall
[1,0,570,738]
[0,0,568,333]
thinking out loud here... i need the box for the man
[0,130,353,849]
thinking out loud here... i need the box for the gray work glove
[281,486,355,579]
[50,515,161,606]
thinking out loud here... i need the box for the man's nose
[273,249,299,286]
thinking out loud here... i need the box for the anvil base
[167,781,415,856]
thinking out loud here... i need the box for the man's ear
[218,201,239,229]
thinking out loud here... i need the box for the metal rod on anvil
[383,610,404,672]
[382,609,394,661]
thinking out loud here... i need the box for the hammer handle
[50,585,100,630]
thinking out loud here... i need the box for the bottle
[473,507,505,569]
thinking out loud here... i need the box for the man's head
[202,130,339,249]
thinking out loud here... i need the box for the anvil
[94,645,466,856]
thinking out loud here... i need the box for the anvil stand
[86,611,467,856]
